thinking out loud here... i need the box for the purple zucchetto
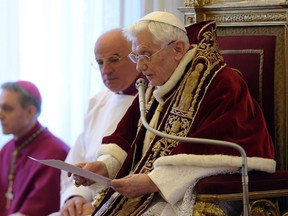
[15,80,42,104]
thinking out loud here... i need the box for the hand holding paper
[70,161,110,187]
[28,156,111,187]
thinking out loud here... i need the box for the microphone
[135,78,250,216]
[135,78,147,115]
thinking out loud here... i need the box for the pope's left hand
[108,174,159,198]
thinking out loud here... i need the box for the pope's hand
[68,161,109,186]
[108,174,159,198]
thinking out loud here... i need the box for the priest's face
[0,90,34,137]
[94,29,139,92]
[130,30,180,86]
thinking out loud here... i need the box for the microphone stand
[135,78,250,216]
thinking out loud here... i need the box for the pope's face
[131,30,179,86]
[0,90,32,137]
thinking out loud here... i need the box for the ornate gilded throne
[178,0,288,215]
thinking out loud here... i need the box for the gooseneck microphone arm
[135,78,250,216]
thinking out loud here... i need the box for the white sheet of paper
[28,156,111,187]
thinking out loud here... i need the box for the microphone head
[135,78,147,89]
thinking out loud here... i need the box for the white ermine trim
[153,154,276,173]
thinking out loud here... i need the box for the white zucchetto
[140,11,187,33]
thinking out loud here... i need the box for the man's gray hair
[124,20,190,51]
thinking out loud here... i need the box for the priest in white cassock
[50,28,146,216]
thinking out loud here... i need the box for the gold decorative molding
[193,201,227,215]
[184,0,212,7]
[209,13,287,25]
[179,1,288,26]
[193,199,281,216]
[184,0,288,7]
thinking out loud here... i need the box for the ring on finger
[74,180,81,187]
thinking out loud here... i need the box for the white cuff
[97,144,127,165]
[97,154,121,179]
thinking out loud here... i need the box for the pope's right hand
[68,161,109,186]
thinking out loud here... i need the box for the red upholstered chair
[186,21,288,216]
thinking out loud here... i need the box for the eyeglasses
[128,40,176,64]
[96,54,128,67]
